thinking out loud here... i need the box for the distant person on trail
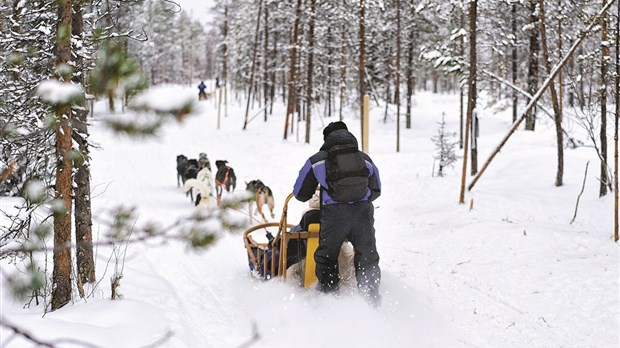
[215,76,221,89]
[198,80,207,100]
[293,121,382,305]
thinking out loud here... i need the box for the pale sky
[174,0,216,27]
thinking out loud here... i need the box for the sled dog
[198,152,211,172]
[214,160,237,203]
[176,155,189,188]
[183,177,214,209]
[245,179,275,222]
[193,167,215,208]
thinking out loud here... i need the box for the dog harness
[215,166,232,187]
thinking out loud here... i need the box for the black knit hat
[323,121,348,140]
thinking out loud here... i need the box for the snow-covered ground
[1,86,618,347]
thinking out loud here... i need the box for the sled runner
[242,192,320,287]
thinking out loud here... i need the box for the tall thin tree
[525,0,539,131]
[459,11,465,148]
[557,0,563,118]
[511,1,518,123]
[263,0,269,122]
[242,0,263,130]
[326,26,333,118]
[222,2,229,118]
[339,24,347,121]
[405,0,415,129]
[600,0,610,197]
[614,0,619,242]
[538,0,564,186]
[284,0,302,139]
[395,0,402,152]
[305,0,316,144]
[459,0,477,204]
[469,1,478,176]
[72,0,95,290]
[51,0,74,311]
[359,0,366,134]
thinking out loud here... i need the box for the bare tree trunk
[305,0,316,144]
[384,48,392,123]
[327,26,333,118]
[469,2,478,176]
[568,55,575,107]
[600,0,610,197]
[511,2,518,123]
[459,11,465,149]
[10,0,22,81]
[52,0,74,311]
[263,1,269,122]
[459,0,477,204]
[72,1,95,289]
[579,47,585,110]
[614,0,619,242]
[405,0,415,129]
[385,48,392,106]
[538,0,564,187]
[557,0,563,118]
[223,3,229,117]
[525,0,539,131]
[339,26,346,121]
[467,1,617,192]
[243,0,263,130]
[284,0,302,139]
[359,0,366,134]
[189,26,194,85]
[396,0,401,152]
[270,30,277,115]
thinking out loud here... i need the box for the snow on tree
[432,113,459,177]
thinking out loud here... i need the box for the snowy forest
[1,0,619,347]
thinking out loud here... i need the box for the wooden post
[362,95,369,153]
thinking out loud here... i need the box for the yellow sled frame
[242,192,320,287]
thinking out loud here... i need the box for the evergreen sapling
[432,113,459,177]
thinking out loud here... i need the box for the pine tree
[432,113,458,177]
[51,0,74,311]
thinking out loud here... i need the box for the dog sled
[243,192,321,288]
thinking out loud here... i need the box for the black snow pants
[314,200,380,297]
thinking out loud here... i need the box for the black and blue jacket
[293,129,381,205]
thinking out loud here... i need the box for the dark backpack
[325,144,370,202]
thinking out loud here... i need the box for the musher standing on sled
[197,80,207,100]
[293,121,382,305]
